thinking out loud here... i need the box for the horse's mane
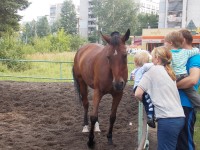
[110,31,120,46]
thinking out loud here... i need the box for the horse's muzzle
[113,81,125,91]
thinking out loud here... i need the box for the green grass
[0,52,75,82]
[0,52,135,82]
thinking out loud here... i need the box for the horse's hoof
[87,140,95,149]
[82,125,89,133]
[94,122,101,132]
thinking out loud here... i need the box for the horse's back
[74,43,104,87]
[78,43,103,57]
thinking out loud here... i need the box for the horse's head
[101,29,130,91]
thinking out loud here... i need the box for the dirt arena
[0,81,156,150]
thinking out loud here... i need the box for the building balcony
[167,16,182,22]
[88,11,94,15]
[88,18,96,21]
[88,24,96,28]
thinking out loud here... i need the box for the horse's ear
[100,31,111,44]
[122,29,130,43]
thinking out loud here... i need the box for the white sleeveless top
[138,65,185,119]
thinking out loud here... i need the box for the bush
[0,32,31,71]
[69,35,88,51]
[49,29,71,52]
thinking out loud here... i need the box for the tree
[21,20,36,43]
[36,16,50,37]
[134,13,159,35]
[50,20,61,34]
[0,0,30,36]
[92,0,139,35]
[60,0,77,34]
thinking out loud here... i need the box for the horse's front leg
[107,92,123,145]
[79,80,89,132]
[87,90,102,148]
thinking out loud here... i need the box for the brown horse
[72,29,130,147]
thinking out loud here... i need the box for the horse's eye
[107,56,111,60]
[123,53,127,58]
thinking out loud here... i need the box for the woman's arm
[177,67,200,89]
[135,86,144,101]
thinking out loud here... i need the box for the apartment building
[79,0,160,38]
[137,0,159,14]
[79,0,96,38]
[49,3,63,25]
[159,0,200,30]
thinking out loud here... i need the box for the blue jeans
[157,117,185,150]
[176,107,196,150]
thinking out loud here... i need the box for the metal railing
[0,59,74,81]
[0,59,135,82]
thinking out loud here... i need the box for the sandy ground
[0,81,157,150]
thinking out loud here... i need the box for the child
[130,51,155,128]
[164,31,200,109]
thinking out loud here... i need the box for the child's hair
[133,51,150,67]
[179,29,193,45]
[164,31,184,49]
[151,46,176,81]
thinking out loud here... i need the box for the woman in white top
[135,46,185,150]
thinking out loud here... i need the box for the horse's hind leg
[79,78,89,132]
[107,92,123,145]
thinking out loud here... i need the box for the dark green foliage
[134,13,159,35]
[50,20,61,34]
[0,32,31,71]
[92,0,139,35]
[21,20,37,44]
[0,0,30,36]
[70,35,88,51]
[36,16,50,37]
[60,0,77,34]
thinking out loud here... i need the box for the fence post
[60,63,62,79]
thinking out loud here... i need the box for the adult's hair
[179,29,193,45]
[151,46,176,81]
[164,31,184,49]
[133,51,150,67]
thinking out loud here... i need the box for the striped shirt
[171,48,199,75]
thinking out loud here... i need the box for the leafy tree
[69,35,88,51]
[36,16,50,37]
[134,13,159,35]
[60,0,77,34]
[21,20,37,43]
[49,28,71,52]
[0,0,30,36]
[92,0,139,35]
[0,32,31,71]
[50,20,61,34]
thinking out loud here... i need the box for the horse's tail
[72,66,82,105]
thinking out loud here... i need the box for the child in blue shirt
[130,51,155,128]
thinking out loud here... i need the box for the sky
[18,0,80,22]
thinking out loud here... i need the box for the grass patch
[0,52,135,82]
[0,52,75,82]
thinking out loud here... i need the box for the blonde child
[164,31,200,109]
[130,51,155,128]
